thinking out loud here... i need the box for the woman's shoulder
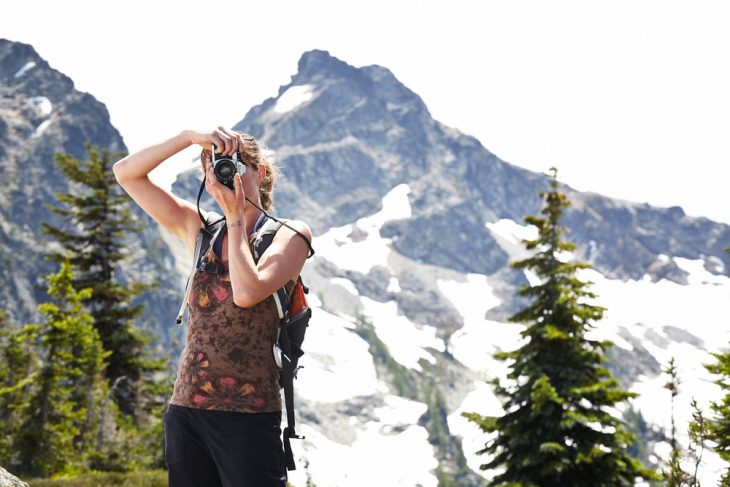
[272,218,313,259]
[282,219,312,239]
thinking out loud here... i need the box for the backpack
[176,211,311,471]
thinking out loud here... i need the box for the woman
[113,127,312,487]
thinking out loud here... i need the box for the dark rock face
[607,328,663,389]
[0,39,179,353]
[564,193,730,281]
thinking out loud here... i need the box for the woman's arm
[228,216,312,307]
[204,163,312,307]
[113,128,246,254]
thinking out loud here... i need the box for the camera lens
[214,160,236,180]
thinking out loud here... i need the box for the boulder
[0,466,29,487]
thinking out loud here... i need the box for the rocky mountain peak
[292,49,429,114]
[0,39,76,107]
[293,49,359,84]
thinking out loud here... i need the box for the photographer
[113,127,311,487]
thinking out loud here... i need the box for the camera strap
[196,175,226,229]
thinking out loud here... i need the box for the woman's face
[240,161,264,206]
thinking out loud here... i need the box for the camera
[211,144,244,190]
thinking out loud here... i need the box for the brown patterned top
[169,243,289,413]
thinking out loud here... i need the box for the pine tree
[3,261,108,477]
[704,263,730,487]
[663,357,690,485]
[0,309,37,461]
[463,167,656,486]
[687,399,708,486]
[41,145,166,421]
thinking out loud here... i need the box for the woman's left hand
[205,162,246,221]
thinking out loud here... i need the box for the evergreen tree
[41,145,166,421]
[0,309,37,461]
[2,261,108,477]
[663,357,690,485]
[704,263,730,487]
[463,167,656,486]
[687,399,708,487]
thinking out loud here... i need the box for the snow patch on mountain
[448,380,504,480]
[674,256,729,286]
[361,297,444,371]
[13,60,36,78]
[274,84,314,114]
[33,119,52,137]
[580,262,730,348]
[437,274,521,372]
[316,184,412,274]
[485,219,544,286]
[296,305,380,403]
[386,276,401,292]
[29,95,52,115]
[485,219,538,248]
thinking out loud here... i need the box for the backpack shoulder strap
[175,212,224,324]
[253,217,284,264]
[279,277,309,471]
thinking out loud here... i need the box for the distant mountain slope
[0,39,179,354]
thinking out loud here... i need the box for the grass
[25,469,167,487]
[25,470,298,486]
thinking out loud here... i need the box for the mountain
[2,39,728,485]
[0,39,180,355]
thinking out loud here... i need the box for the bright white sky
[4,0,729,224]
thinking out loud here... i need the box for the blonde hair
[200,133,278,211]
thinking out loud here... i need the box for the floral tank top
[169,238,286,413]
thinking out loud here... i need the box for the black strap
[197,219,227,275]
[278,323,302,471]
[244,196,315,258]
[253,219,283,263]
[197,175,225,228]
[212,224,226,259]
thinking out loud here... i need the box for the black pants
[164,404,287,487]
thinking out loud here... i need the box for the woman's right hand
[189,127,247,156]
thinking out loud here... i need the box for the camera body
[211,145,244,190]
